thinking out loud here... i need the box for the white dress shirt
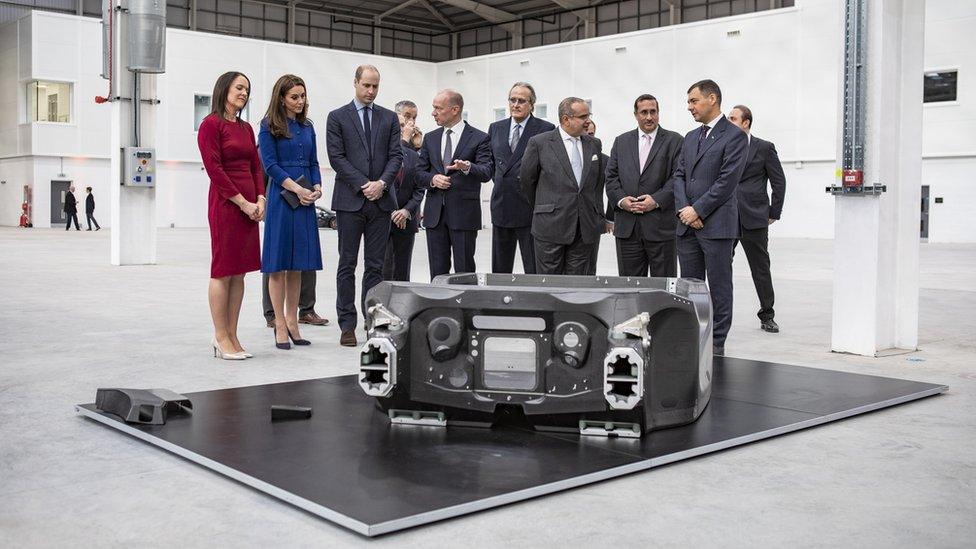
[510,115,531,145]
[618,127,661,209]
[438,119,469,175]
[702,113,725,139]
[558,126,583,171]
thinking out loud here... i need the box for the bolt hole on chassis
[359,273,713,438]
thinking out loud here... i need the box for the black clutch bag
[280,175,313,209]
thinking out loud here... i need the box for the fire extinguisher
[19,201,31,227]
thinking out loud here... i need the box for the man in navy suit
[383,100,426,282]
[673,79,748,356]
[326,64,402,347]
[487,82,555,274]
[417,89,493,278]
[728,104,786,334]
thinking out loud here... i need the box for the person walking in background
[63,185,80,231]
[728,104,786,334]
[258,74,324,350]
[197,71,266,360]
[326,65,402,347]
[84,187,100,231]
[487,82,554,274]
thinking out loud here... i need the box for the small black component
[95,388,192,425]
[271,405,313,421]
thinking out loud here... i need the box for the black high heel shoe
[287,328,311,346]
[274,325,291,350]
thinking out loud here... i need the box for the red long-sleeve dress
[197,114,266,278]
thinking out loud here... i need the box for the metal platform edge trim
[647,384,949,469]
[75,382,948,538]
[74,405,372,537]
[368,384,948,536]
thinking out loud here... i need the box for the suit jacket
[520,129,605,246]
[596,152,614,223]
[736,136,786,230]
[605,127,683,241]
[417,122,493,231]
[85,193,95,214]
[64,192,77,214]
[487,115,556,228]
[326,101,402,213]
[673,116,748,239]
[393,141,425,234]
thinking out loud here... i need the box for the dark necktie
[698,124,710,149]
[362,106,372,149]
[443,129,453,167]
[510,123,521,152]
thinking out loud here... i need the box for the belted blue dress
[258,117,324,273]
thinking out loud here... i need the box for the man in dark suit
[326,64,402,347]
[673,80,748,356]
[584,119,614,275]
[383,100,426,282]
[520,97,605,275]
[84,187,100,231]
[417,89,493,278]
[728,104,786,334]
[605,94,684,277]
[487,82,555,274]
[63,185,80,231]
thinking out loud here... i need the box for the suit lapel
[694,118,726,168]
[496,119,513,168]
[549,131,577,185]
[579,135,595,191]
[431,127,446,174]
[345,102,368,152]
[451,122,473,165]
[641,130,665,175]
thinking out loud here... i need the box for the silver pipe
[133,73,140,147]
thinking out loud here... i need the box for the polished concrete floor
[0,227,973,547]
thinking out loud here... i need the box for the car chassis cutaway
[359,273,713,437]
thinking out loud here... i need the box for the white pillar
[831,0,924,356]
[109,8,157,266]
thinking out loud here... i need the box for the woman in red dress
[197,71,266,360]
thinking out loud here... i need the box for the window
[535,103,548,121]
[194,94,249,130]
[493,107,507,121]
[924,70,957,103]
[27,81,72,123]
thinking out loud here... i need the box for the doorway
[50,180,71,227]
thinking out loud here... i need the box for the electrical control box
[122,147,156,187]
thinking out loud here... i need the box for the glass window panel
[27,81,72,123]
[924,71,958,103]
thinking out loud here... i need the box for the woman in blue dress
[259,74,324,349]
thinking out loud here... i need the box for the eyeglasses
[508,97,531,105]
[569,113,592,120]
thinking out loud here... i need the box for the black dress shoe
[713,346,725,357]
[273,326,291,350]
[288,328,311,346]
[761,319,780,333]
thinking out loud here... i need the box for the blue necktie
[697,124,709,151]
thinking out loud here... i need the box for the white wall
[1,0,974,241]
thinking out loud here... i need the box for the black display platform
[77,357,946,537]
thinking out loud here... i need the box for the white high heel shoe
[212,338,246,360]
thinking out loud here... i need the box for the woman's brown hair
[263,74,309,138]
[209,71,251,120]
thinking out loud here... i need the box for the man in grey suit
[605,94,684,277]
[673,80,748,356]
[487,82,555,274]
[520,97,605,275]
[728,104,786,334]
